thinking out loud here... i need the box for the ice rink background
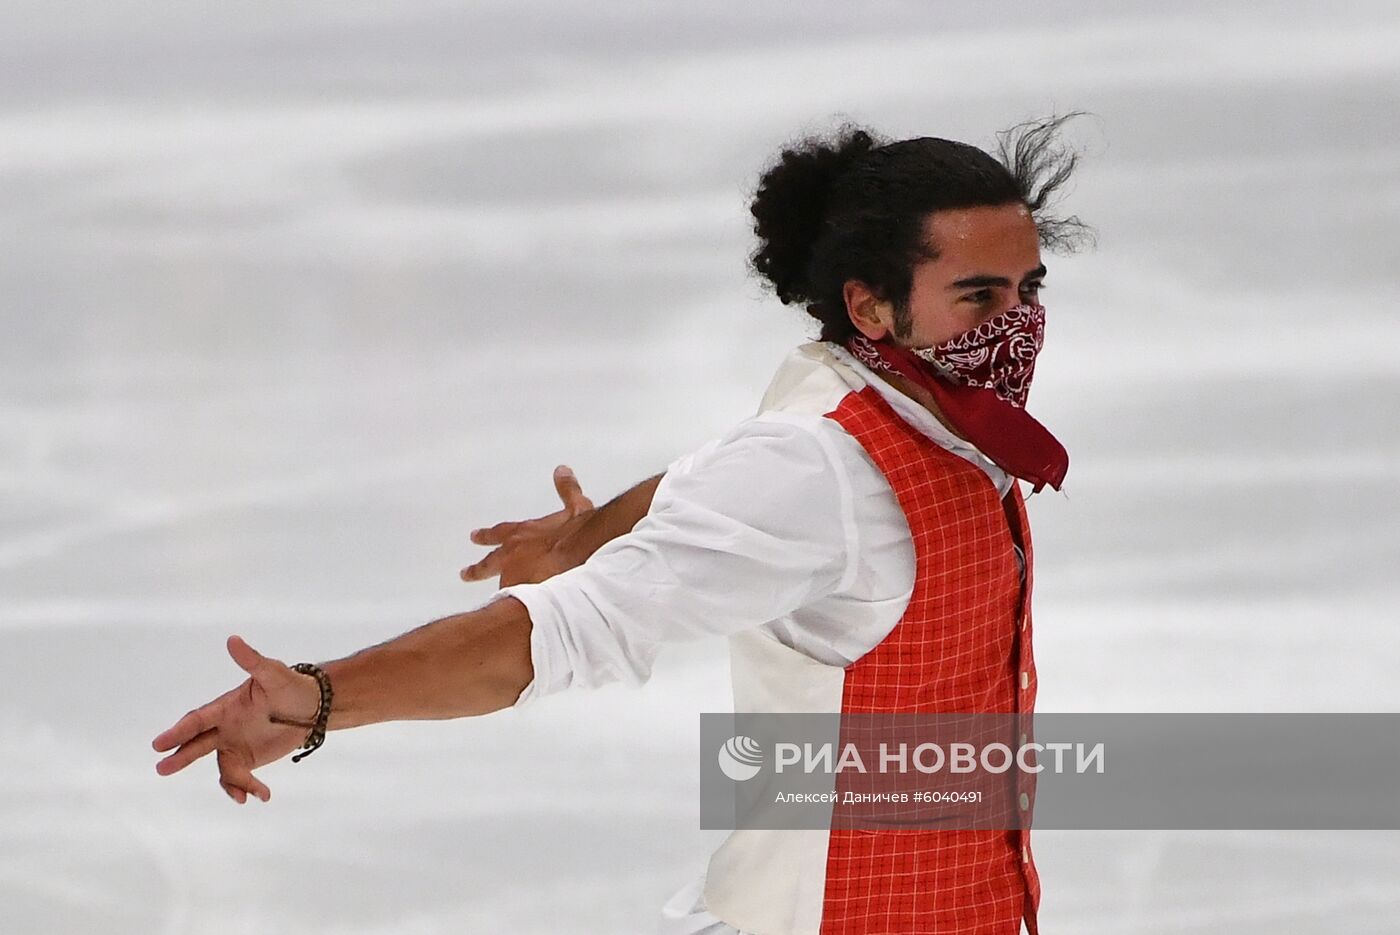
[2,2,1399,933]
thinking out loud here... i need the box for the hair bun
[749,127,881,307]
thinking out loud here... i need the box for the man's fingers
[247,775,271,802]
[153,699,221,752]
[552,465,594,515]
[218,751,271,804]
[459,547,506,582]
[470,520,524,546]
[220,770,269,804]
[156,728,218,776]
[469,465,592,550]
[226,635,275,679]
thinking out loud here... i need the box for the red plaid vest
[819,386,1041,935]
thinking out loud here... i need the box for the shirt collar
[821,342,1013,494]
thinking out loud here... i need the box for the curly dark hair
[748,113,1095,343]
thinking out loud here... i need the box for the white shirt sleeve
[497,412,860,707]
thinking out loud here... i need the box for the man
[153,116,1088,934]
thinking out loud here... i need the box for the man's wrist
[586,474,663,550]
[295,598,534,728]
[295,671,323,723]
[553,511,602,569]
[543,472,663,572]
[268,670,327,732]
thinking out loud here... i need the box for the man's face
[859,202,1046,346]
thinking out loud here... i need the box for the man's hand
[460,465,595,587]
[151,635,321,805]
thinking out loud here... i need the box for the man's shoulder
[755,342,870,418]
[669,407,873,494]
[707,408,852,460]
[658,343,882,494]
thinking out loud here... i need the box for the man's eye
[964,290,994,304]
[1022,281,1045,295]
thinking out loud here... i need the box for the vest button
[1020,792,1030,810]
[1020,671,1029,690]
[1019,732,1028,747]
[1021,846,1029,863]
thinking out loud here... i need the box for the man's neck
[879,369,969,442]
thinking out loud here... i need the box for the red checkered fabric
[820,387,1041,935]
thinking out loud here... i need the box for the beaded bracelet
[289,662,333,763]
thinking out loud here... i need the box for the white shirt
[496,341,1015,934]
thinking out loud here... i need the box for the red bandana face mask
[845,302,1069,493]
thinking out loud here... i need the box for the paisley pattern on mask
[843,301,1067,493]
[910,303,1045,408]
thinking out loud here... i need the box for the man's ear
[843,280,894,341]
[840,282,896,345]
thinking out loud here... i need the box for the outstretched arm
[155,419,853,801]
[151,596,533,803]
